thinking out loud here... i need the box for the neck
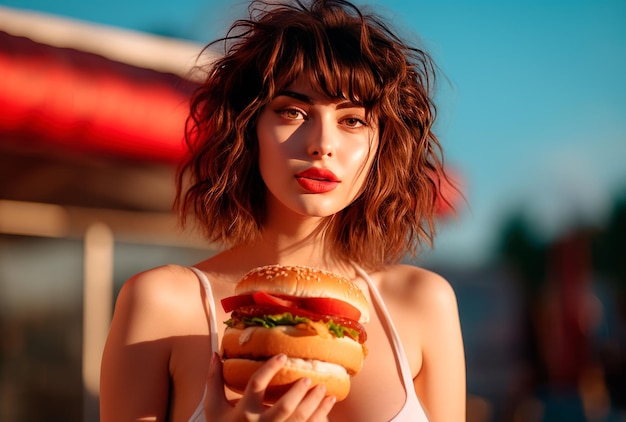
[225,213,353,275]
[256,216,329,265]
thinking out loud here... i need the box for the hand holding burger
[220,265,369,403]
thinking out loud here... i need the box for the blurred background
[0,0,624,421]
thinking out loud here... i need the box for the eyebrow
[275,90,313,104]
[274,90,362,110]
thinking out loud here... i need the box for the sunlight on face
[256,78,379,220]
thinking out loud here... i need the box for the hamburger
[220,264,369,402]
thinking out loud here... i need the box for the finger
[295,384,329,419]
[263,377,313,421]
[239,354,287,409]
[306,392,336,422]
[204,353,228,416]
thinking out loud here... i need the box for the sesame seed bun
[236,264,370,323]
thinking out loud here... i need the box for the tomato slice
[252,291,296,308]
[221,292,296,312]
[221,294,254,313]
[301,297,361,321]
[223,293,362,322]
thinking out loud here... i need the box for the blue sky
[3,0,626,266]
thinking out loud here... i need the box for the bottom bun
[223,357,351,403]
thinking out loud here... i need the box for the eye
[341,116,367,128]
[277,107,306,120]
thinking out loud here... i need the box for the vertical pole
[82,223,114,422]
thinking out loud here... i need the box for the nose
[306,117,335,158]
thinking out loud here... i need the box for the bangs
[266,24,382,113]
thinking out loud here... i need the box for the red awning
[0,31,199,163]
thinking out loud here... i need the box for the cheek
[352,143,378,196]
[258,151,283,182]
[257,132,295,191]
[257,115,296,164]
[258,134,289,174]
[257,116,279,171]
[351,156,374,194]
[347,139,377,181]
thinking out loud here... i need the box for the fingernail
[275,353,287,363]
[302,377,311,387]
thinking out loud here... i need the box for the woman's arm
[100,265,336,422]
[100,268,178,421]
[413,272,466,421]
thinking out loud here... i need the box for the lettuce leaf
[244,312,310,328]
[225,312,358,340]
[326,319,359,340]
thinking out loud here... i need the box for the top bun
[237,265,370,323]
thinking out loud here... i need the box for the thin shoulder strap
[353,265,429,421]
[353,265,415,390]
[189,266,219,354]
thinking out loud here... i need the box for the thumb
[204,353,228,417]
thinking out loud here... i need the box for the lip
[295,167,340,193]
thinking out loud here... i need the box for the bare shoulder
[111,264,206,341]
[118,265,198,309]
[122,263,196,294]
[376,264,459,313]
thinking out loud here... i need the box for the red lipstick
[295,167,340,193]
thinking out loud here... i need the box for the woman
[100,0,466,420]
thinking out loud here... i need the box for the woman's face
[256,77,378,219]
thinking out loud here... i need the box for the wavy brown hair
[175,0,452,270]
